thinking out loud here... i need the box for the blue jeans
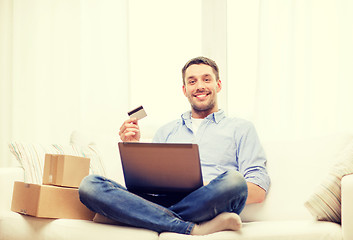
[79,170,248,234]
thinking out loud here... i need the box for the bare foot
[191,212,242,235]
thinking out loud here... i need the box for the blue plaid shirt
[153,110,270,192]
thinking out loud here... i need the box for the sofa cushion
[304,138,353,223]
[8,132,106,184]
[159,220,342,240]
[0,211,158,240]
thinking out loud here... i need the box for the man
[79,56,270,235]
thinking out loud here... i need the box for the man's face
[183,64,222,118]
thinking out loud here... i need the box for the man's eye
[205,78,210,82]
[189,80,196,84]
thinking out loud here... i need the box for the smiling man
[79,57,270,235]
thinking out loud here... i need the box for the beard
[187,91,218,116]
[190,99,216,112]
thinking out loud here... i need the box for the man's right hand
[119,118,141,142]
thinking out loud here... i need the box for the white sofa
[1,133,353,240]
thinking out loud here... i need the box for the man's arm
[202,181,266,205]
[246,182,266,204]
[236,121,270,203]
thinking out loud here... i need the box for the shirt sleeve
[152,127,165,143]
[152,120,178,143]
[237,122,271,192]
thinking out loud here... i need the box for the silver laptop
[118,142,203,194]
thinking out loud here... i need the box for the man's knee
[221,170,248,198]
[224,170,247,186]
[79,175,102,202]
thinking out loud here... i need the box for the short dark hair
[181,56,220,85]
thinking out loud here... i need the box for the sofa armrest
[342,174,353,240]
[0,167,24,212]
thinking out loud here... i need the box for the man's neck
[191,108,219,119]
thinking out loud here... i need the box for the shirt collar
[181,109,226,124]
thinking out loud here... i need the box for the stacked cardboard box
[11,154,95,220]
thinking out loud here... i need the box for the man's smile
[193,92,211,101]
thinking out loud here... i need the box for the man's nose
[195,80,205,90]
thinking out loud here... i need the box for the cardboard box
[11,181,95,220]
[43,154,90,188]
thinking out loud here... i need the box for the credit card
[127,106,147,120]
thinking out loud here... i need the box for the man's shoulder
[222,116,255,130]
[152,118,183,142]
[159,118,183,130]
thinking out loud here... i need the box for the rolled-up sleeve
[237,123,271,192]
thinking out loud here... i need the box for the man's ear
[216,80,222,93]
[182,85,187,96]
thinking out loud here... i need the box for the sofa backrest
[240,133,353,222]
[0,167,24,212]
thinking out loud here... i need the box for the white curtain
[127,0,203,138]
[227,0,353,141]
[0,0,13,167]
[0,0,203,168]
[0,0,129,167]
[3,0,351,167]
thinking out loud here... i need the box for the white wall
[202,0,228,116]
[227,1,260,121]
[9,0,129,145]
[1,0,130,170]
[79,0,129,146]
[227,0,353,141]
[128,0,202,139]
[2,0,353,169]
[11,0,81,144]
[0,0,14,166]
[0,0,205,170]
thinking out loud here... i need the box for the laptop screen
[118,142,203,194]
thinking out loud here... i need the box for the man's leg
[168,170,248,223]
[78,175,194,234]
[168,170,248,235]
